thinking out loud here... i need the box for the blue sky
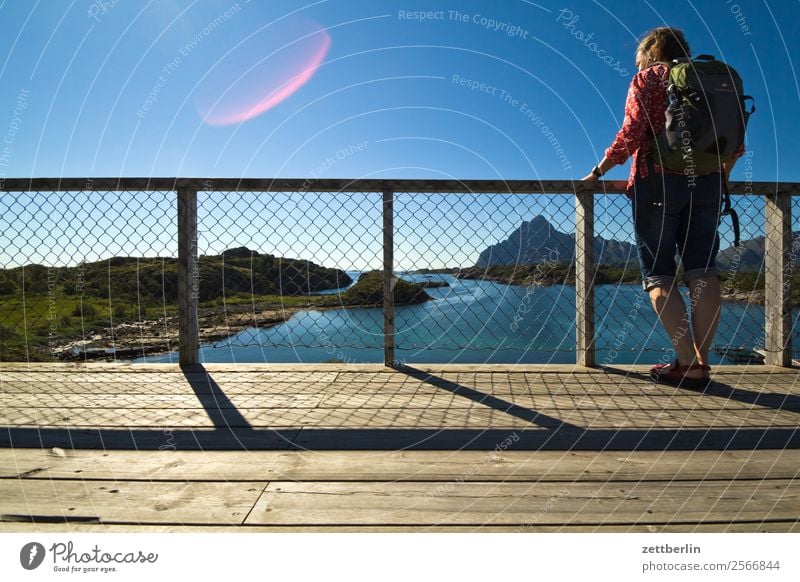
[0,0,798,268]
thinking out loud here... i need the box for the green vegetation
[0,250,434,361]
[0,247,351,305]
[324,271,431,307]
[3,247,796,362]
[719,271,765,294]
[409,268,459,275]
[456,263,641,286]
[458,263,800,305]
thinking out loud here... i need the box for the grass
[2,267,794,361]
[0,272,431,359]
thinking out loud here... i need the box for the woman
[581,27,741,389]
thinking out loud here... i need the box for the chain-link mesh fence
[791,196,800,357]
[714,193,768,363]
[193,189,382,363]
[593,191,768,365]
[0,189,177,362]
[393,191,576,364]
[0,181,794,365]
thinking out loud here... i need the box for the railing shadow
[600,366,800,413]
[395,365,586,432]
[182,365,253,429]
[1,364,798,451]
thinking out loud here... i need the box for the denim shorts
[629,171,724,292]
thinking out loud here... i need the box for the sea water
[137,273,778,364]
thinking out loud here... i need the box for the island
[0,248,432,361]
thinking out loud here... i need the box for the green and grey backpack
[653,54,754,175]
[647,55,755,247]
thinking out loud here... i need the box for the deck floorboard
[1,363,798,532]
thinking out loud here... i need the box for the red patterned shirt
[604,63,671,191]
[604,63,744,191]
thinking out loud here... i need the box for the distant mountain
[475,216,637,268]
[475,215,797,274]
[716,233,800,272]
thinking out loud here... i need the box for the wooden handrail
[1,178,795,367]
[1,177,798,195]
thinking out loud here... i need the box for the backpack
[647,55,755,247]
[653,55,754,174]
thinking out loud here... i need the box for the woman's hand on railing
[580,156,615,181]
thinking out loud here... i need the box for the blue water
[138,273,785,365]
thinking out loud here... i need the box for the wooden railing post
[764,191,792,367]
[576,190,596,367]
[383,189,395,367]
[177,186,199,366]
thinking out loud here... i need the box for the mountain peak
[525,215,552,227]
[475,218,635,268]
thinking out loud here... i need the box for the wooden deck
[1,363,799,532]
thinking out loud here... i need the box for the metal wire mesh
[593,191,767,364]
[193,189,382,362]
[0,189,177,362]
[791,196,800,356]
[0,182,793,365]
[393,192,576,364]
[715,193,767,361]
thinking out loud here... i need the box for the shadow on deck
[1,363,799,532]
[2,363,798,451]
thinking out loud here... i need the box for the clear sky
[0,0,797,269]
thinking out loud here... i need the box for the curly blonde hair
[635,27,691,69]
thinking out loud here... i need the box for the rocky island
[0,248,432,361]
[458,215,798,305]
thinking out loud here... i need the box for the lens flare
[196,19,331,126]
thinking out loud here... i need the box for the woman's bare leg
[687,276,721,365]
[648,284,704,377]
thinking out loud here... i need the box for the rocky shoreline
[54,302,307,361]
[49,280,769,362]
[456,270,770,304]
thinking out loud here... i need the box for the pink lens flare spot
[197,20,331,126]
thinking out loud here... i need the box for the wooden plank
[4,404,796,429]
[245,479,800,525]
[1,381,798,401]
[5,391,794,412]
[0,177,631,194]
[1,428,299,451]
[383,188,395,367]
[765,191,793,367]
[308,392,799,411]
[2,367,797,385]
[576,190,595,367]
[0,369,340,385]
[0,407,311,428]
[0,406,546,429]
[177,186,199,365]
[3,449,799,482]
[0,479,266,524]
[2,362,797,373]
[3,373,797,395]
[3,521,798,533]
[2,177,791,195]
[0,394,325,409]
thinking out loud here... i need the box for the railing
[1,178,798,367]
